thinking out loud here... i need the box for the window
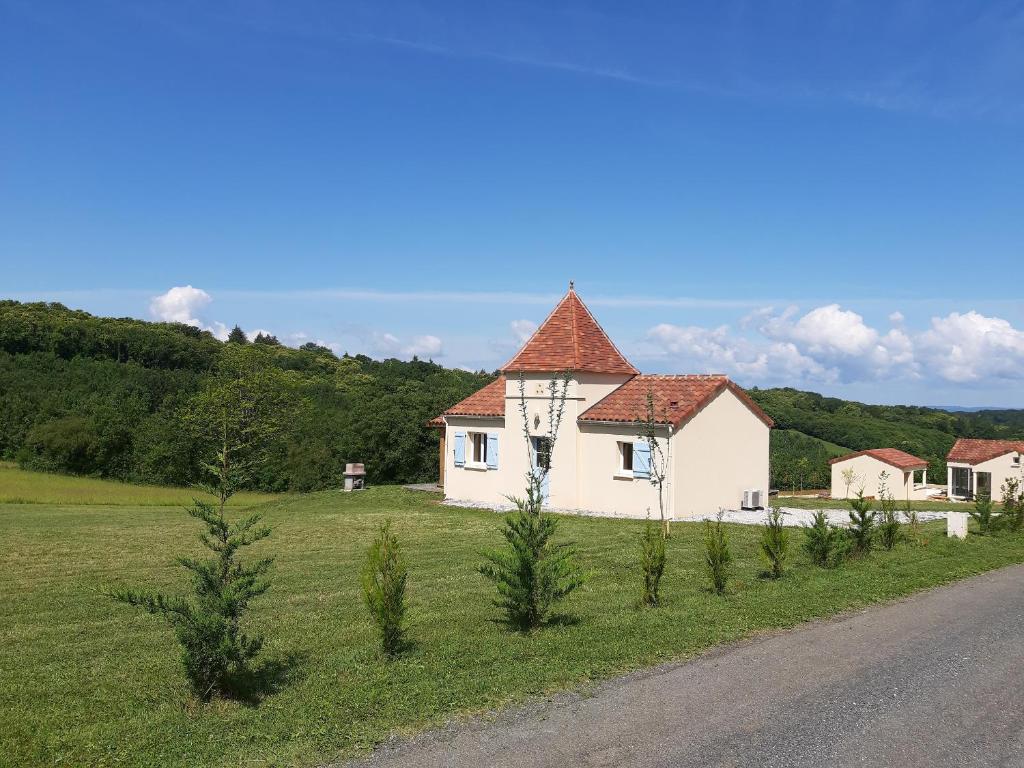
[619,441,634,473]
[470,432,487,464]
[1014,454,1021,467]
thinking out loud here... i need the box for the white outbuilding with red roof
[945,438,1024,501]
[829,448,930,501]
[431,285,773,519]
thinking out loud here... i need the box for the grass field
[0,462,280,506]
[3,481,1024,768]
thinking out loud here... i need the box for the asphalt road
[344,564,1024,768]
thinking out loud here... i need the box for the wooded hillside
[0,300,490,490]
[2,300,1022,492]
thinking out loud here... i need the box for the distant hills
[1,299,1022,493]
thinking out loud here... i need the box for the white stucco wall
[947,452,1024,501]
[576,423,664,517]
[442,416,519,507]
[670,388,770,519]
[830,455,916,500]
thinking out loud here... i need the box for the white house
[829,448,929,501]
[946,438,1024,501]
[431,286,773,519]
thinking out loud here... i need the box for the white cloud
[646,323,832,383]
[889,311,905,325]
[404,334,443,358]
[149,285,212,326]
[149,285,229,340]
[510,319,538,344]
[918,311,1024,383]
[371,331,443,359]
[756,304,916,381]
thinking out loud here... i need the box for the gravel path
[343,564,1024,768]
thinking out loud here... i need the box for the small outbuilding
[946,438,1024,501]
[829,448,929,501]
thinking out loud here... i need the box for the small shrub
[969,492,998,534]
[639,516,667,606]
[902,499,925,546]
[847,491,876,555]
[802,510,844,567]
[1001,478,1023,532]
[107,500,273,700]
[363,520,408,656]
[760,506,789,578]
[479,486,584,630]
[704,510,732,594]
[876,484,902,551]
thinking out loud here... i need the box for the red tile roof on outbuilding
[501,287,639,375]
[829,448,928,471]
[947,438,1024,465]
[577,374,773,429]
[438,376,506,420]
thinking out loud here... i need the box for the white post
[947,511,968,540]
[947,466,953,498]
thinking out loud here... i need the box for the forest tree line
[2,300,1023,493]
[0,300,490,490]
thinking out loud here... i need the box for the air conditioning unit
[742,489,764,510]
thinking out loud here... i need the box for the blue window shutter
[633,441,651,479]
[486,432,499,469]
[454,431,466,467]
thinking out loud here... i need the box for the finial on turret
[569,280,574,291]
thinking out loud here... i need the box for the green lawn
[3,485,1024,768]
[0,462,279,506]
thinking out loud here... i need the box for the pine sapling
[903,498,925,546]
[479,372,584,631]
[802,510,844,567]
[1001,478,1023,533]
[363,520,408,656]
[876,474,902,551]
[107,500,273,700]
[640,514,667,606]
[969,492,996,534]
[760,506,789,578]
[847,491,876,555]
[704,510,732,594]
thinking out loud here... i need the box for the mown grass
[3,485,1023,768]
[0,462,279,506]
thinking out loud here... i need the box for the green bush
[640,517,667,606]
[847,491,876,555]
[760,506,789,578]
[363,521,408,656]
[479,480,584,630]
[876,483,902,551]
[704,511,732,594]
[107,500,273,700]
[969,492,998,534]
[802,510,845,567]
[1001,478,1023,532]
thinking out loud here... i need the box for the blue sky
[3,1,1023,405]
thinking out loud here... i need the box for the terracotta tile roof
[829,448,928,471]
[501,287,639,375]
[947,438,1024,465]
[578,374,774,429]
[437,376,506,420]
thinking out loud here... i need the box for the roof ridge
[569,289,579,369]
